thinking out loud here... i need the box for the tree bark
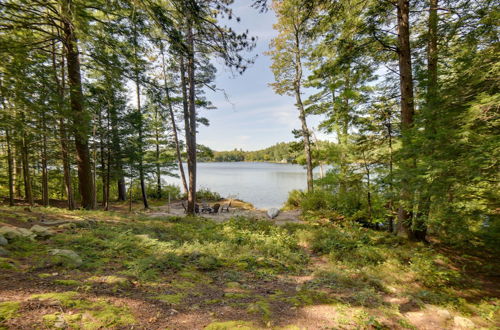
[160,44,189,195]
[41,111,49,206]
[52,43,75,210]
[98,109,108,209]
[20,114,33,206]
[0,78,15,206]
[6,127,15,206]
[396,0,416,239]
[62,0,95,209]
[428,0,438,103]
[179,24,197,215]
[293,29,313,192]
[109,105,126,201]
[155,106,162,199]
[132,16,148,209]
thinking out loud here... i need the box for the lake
[163,162,323,209]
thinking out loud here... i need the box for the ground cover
[0,205,498,329]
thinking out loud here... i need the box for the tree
[268,0,315,192]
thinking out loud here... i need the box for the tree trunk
[92,123,98,208]
[180,25,197,215]
[6,127,15,206]
[52,43,75,210]
[98,110,108,209]
[0,78,15,206]
[428,0,438,103]
[136,78,148,209]
[133,17,149,210]
[160,44,189,195]
[386,117,395,233]
[62,0,95,209]
[20,121,33,206]
[294,31,313,192]
[41,111,49,206]
[155,107,162,199]
[15,150,22,198]
[108,105,126,201]
[396,0,416,239]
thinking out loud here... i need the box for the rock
[453,316,474,329]
[58,223,76,229]
[30,225,54,238]
[0,235,7,246]
[0,247,10,257]
[49,249,82,266]
[0,226,35,240]
[436,309,452,320]
[267,208,280,219]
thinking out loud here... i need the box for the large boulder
[0,226,35,240]
[0,235,7,246]
[30,225,54,238]
[453,316,474,329]
[267,208,280,219]
[49,249,82,266]
[0,247,10,257]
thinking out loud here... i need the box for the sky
[197,2,332,152]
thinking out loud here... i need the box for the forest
[0,0,499,329]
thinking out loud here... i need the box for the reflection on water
[162,162,322,209]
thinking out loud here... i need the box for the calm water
[163,162,322,209]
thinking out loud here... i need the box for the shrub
[181,188,222,201]
[284,189,305,209]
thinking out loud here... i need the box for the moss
[31,291,81,307]
[34,293,135,328]
[54,279,81,286]
[283,289,333,307]
[224,292,252,300]
[37,273,52,279]
[87,275,129,286]
[156,293,186,305]
[0,258,19,271]
[171,279,196,290]
[247,299,272,323]
[0,301,20,322]
[225,281,241,289]
[204,320,257,330]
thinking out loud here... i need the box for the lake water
[163,162,322,209]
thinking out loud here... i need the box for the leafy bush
[284,189,305,209]
[181,187,222,201]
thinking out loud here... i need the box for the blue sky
[198,2,331,151]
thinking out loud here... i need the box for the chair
[210,203,220,214]
[201,201,211,213]
[220,201,231,213]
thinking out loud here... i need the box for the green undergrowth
[31,291,135,328]
[0,206,498,328]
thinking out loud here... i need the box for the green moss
[204,320,257,330]
[37,273,52,279]
[0,258,18,271]
[0,301,20,322]
[87,275,129,286]
[224,292,252,300]
[54,279,81,286]
[284,289,333,307]
[34,292,135,328]
[247,299,272,322]
[171,279,196,290]
[225,282,241,289]
[156,293,186,305]
[31,291,80,307]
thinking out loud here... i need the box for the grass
[0,205,498,329]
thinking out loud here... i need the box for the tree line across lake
[0,0,498,244]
